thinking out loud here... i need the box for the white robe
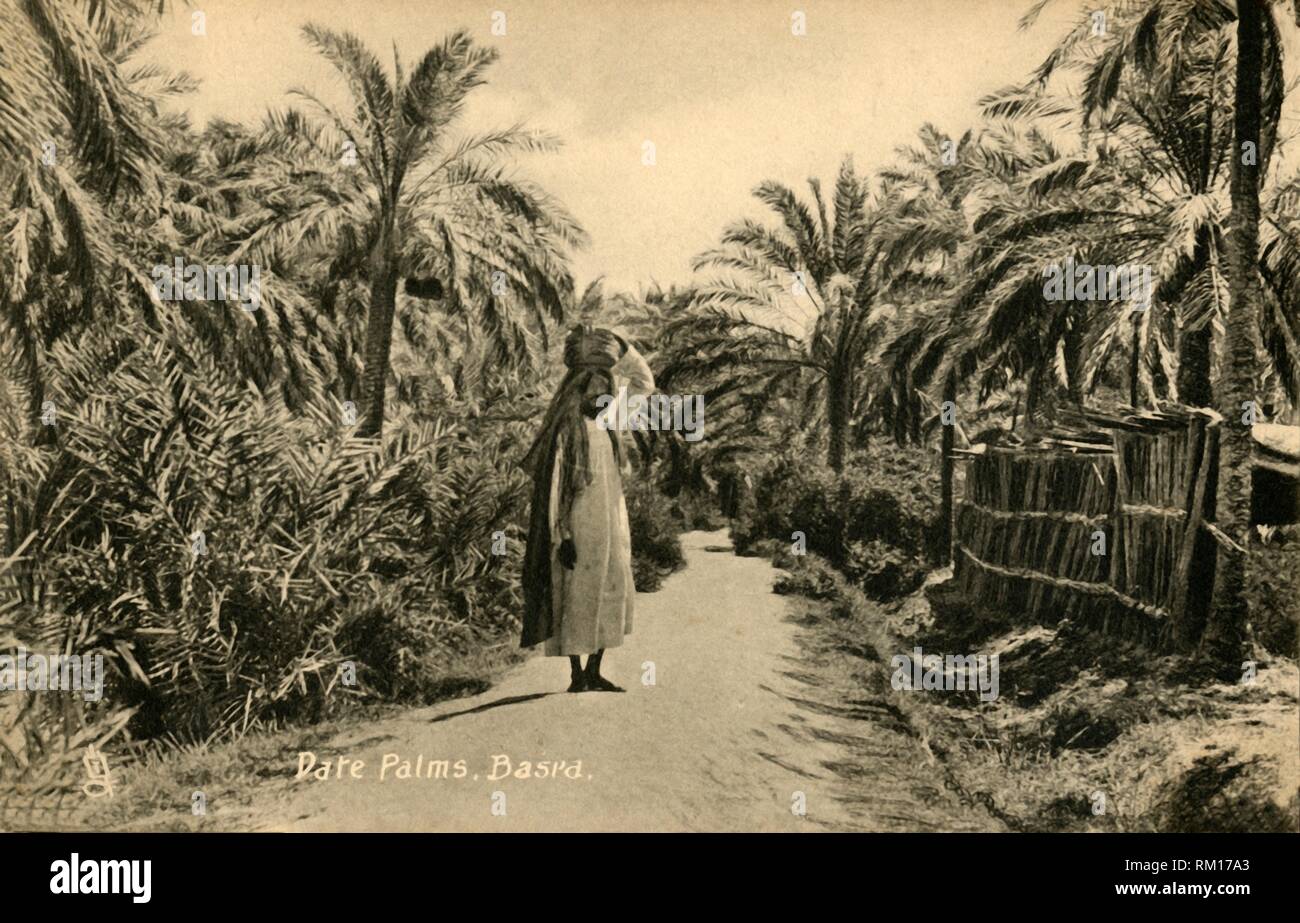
[544,346,654,656]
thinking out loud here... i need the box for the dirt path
[235,530,998,832]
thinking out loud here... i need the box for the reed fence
[951,407,1220,649]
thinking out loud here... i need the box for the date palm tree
[876,122,1052,562]
[1201,0,1272,672]
[231,26,587,437]
[662,158,892,471]
[0,0,170,430]
[1024,0,1300,667]
[1019,0,1286,411]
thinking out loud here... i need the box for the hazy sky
[142,0,1097,293]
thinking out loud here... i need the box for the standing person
[520,326,655,692]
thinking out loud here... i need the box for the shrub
[1,323,529,757]
[842,539,929,600]
[668,488,726,532]
[1246,537,1300,657]
[773,555,840,599]
[732,443,938,599]
[625,479,685,592]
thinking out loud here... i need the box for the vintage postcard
[1,0,1296,857]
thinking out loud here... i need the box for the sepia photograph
[0,0,1297,901]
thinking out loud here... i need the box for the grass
[766,546,1300,832]
[49,525,691,832]
[40,640,530,832]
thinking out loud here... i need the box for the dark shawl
[519,368,622,648]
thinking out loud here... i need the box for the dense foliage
[732,445,939,599]
[0,2,670,792]
[2,0,1297,806]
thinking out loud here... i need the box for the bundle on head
[564,325,622,371]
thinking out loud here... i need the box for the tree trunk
[1023,365,1043,429]
[827,362,851,472]
[1177,324,1214,408]
[21,328,50,447]
[1177,229,1216,408]
[358,245,400,439]
[939,369,957,565]
[1128,310,1142,407]
[1063,316,1085,406]
[1202,0,1264,674]
[666,439,689,497]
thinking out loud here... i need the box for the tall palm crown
[661,158,892,470]
[923,5,1298,425]
[1004,0,1292,410]
[0,0,175,439]
[230,26,588,436]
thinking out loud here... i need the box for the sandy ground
[228,530,994,832]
